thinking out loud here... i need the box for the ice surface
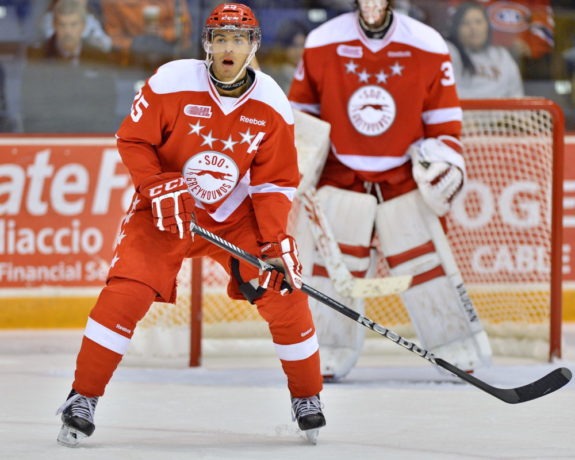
[0,328,574,459]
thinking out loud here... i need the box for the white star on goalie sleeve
[239,128,255,144]
[221,134,238,152]
[188,121,204,135]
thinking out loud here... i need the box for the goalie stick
[300,189,412,298]
[190,222,572,404]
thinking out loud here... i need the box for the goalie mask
[356,0,391,30]
[202,3,261,88]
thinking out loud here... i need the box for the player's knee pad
[90,277,158,341]
[375,190,491,371]
[309,186,378,380]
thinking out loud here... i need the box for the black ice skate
[291,394,326,444]
[56,389,99,447]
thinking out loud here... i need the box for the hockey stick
[300,189,412,298]
[189,222,572,404]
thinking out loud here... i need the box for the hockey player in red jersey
[288,0,492,381]
[56,3,325,447]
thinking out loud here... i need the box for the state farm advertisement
[0,138,134,288]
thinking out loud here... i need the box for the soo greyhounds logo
[183,151,239,203]
[347,85,396,136]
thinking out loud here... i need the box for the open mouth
[222,59,235,67]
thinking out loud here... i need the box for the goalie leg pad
[375,190,492,371]
[309,186,378,379]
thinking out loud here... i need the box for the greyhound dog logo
[183,151,239,204]
[347,85,396,136]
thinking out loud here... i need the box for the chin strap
[204,42,258,89]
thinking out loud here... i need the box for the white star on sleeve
[115,231,126,246]
[357,69,371,82]
[390,62,404,76]
[123,210,135,224]
[221,134,238,152]
[375,70,388,83]
[201,130,217,148]
[239,128,255,144]
[188,120,204,135]
[110,254,120,269]
[345,61,358,73]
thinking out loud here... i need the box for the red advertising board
[0,137,133,289]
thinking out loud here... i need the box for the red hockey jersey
[288,12,463,187]
[116,59,299,243]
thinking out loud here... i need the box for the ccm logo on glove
[140,173,195,239]
[146,177,186,198]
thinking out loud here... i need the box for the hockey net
[126,98,564,365]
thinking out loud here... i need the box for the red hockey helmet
[202,3,261,50]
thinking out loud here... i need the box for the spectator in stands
[447,1,524,99]
[37,0,110,63]
[445,0,554,60]
[42,0,112,54]
[100,0,192,67]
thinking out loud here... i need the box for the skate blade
[57,424,88,447]
[304,428,320,445]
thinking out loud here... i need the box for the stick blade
[436,359,572,404]
[507,367,572,404]
[350,275,412,298]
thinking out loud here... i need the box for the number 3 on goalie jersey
[130,89,149,122]
[440,61,455,86]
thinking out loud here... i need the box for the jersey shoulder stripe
[149,59,208,94]
[250,70,294,125]
[305,12,358,49]
[304,11,448,56]
[393,13,449,55]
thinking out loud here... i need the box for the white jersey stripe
[421,107,463,125]
[290,101,320,115]
[84,317,131,355]
[274,333,319,361]
[206,171,250,223]
[249,183,296,201]
[333,143,411,172]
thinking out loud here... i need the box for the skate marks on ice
[1,330,575,459]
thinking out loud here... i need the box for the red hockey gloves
[140,172,194,239]
[259,234,303,295]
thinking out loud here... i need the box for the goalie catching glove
[140,172,195,239]
[410,138,466,217]
[259,234,303,295]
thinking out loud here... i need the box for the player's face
[458,8,489,51]
[358,0,389,27]
[210,30,253,82]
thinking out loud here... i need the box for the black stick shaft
[190,222,572,404]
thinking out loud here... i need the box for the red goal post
[126,98,564,367]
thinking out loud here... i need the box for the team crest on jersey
[183,151,239,204]
[184,104,212,118]
[347,85,396,136]
[488,2,529,33]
